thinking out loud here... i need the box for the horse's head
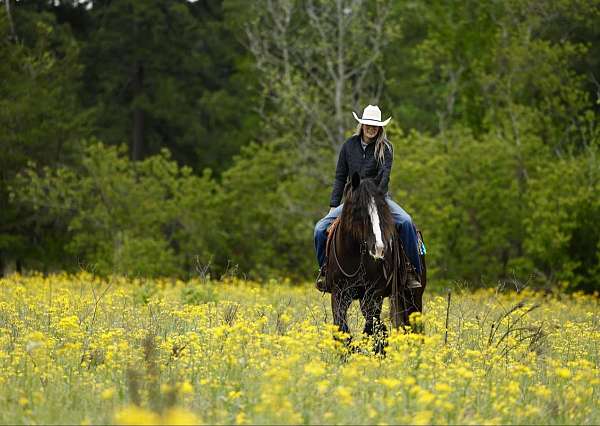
[341,172,395,260]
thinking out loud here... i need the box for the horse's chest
[331,257,390,292]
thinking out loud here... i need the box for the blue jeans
[313,197,422,274]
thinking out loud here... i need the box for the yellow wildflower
[101,387,115,400]
[179,381,194,395]
[162,408,201,425]
[555,367,571,379]
[303,360,326,376]
[380,378,401,389]
[334,386,353,405]
[414,410,433,425]
[113,406,160,425]
[434,382,451,393]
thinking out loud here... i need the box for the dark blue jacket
[330,134,393,207]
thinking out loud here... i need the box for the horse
[325,172,427,350]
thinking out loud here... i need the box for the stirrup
[406,268,422,289]
[315,264,328,291]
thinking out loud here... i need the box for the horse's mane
[340,178,395,243]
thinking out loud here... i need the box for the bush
[216,140,328,280]
[13,142,219,277]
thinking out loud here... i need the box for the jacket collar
[355,134,375,151]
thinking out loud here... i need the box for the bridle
[329,215,399,290]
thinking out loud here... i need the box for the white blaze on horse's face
[368,196,385,259]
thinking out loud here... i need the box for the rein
[330,223,367,279]
[329,215,403,297]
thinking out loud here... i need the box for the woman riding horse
[314,104,422,291]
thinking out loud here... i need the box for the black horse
[325,172,427,346]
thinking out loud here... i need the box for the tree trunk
[4,0,18,42]
[334,0,345,155]
[131,62,145,161]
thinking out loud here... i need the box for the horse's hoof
[349,343,370,356]
[374,341,387,356]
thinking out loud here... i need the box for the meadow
[0,273,598,425]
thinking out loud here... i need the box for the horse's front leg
[331,288,352,335]
[360,291,387,354]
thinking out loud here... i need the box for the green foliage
[81,0,259,170]
[2,0,599,291]
[524,146,600,291]
[0,10,94,271]
[389,125,536,284]
[389,121,599,291]
[385,0,598,145]
[217,139,328,279]
[12,143,219,277]
[180,283,218,305]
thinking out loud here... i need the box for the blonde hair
[354,123,393,165]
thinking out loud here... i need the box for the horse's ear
[351,172,360,190]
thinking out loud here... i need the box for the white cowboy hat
[352,104,391,126]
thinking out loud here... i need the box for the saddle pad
[416,228,427,255]
[325,217,341,259]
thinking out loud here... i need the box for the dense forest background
[1,0,599,291]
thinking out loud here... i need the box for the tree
[226,0,392,157]
[524,143,600,291]
[0,10,93,274]
[384,0,599,147]
[81,0,259,172]
[216,138,328,279]
[13,143,220,277]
